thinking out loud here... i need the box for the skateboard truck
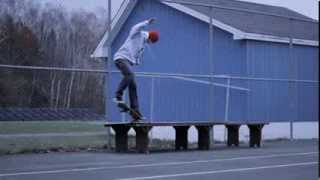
[115,102,144,122]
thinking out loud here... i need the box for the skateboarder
[113,18,159,120]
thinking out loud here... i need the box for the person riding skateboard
[113,18,159,121]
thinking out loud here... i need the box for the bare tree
[0,0,107,112]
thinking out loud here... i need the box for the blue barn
[92,0,318,152]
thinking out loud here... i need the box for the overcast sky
[44,0,318,20]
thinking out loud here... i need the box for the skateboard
[115,102,143,122]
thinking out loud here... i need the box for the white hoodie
[114,20,151,65]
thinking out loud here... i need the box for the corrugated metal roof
[175,0,318,41]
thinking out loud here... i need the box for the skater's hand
[148,18,156,24]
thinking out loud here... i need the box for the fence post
[209,6,214,146]
[288,18,294,141]
[149,77,155,144]
[225,77,231,122]
[106,0,112,149]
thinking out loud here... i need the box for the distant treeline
[0,0,107,113]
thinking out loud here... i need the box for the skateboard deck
[115,102,143,122]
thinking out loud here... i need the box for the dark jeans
[115,59,139,111]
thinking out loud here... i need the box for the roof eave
[165,2,318,47]
[241,33,318,46]
[91,0,137,58]
[91,0,319,58]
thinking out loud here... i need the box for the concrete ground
[0,139,318,180]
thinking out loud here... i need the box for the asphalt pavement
[0,139,318,180]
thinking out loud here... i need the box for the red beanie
[148,31,159,43]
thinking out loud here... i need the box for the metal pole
[224,77,231,122]
[150,77,155,122]
[290,119,293,141]
[0,64,317,83]
[121,93,127,122]
[223,78,231,144]
[209,6,214,146]
[149,77,155,144]
[106,0,112,149]
[288,18,294,141]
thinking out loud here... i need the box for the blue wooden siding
[294,45,319,121]
[108,0,318,123]
[112,0,210,75]
[246,40,318,122]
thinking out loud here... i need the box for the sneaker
[132,110,146,120]
[112,97,125,104]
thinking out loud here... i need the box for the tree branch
[0,36,8,45]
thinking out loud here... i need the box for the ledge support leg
[226,125,240,147]
[133,126,152,153]
[174,126,190,151]
[111,125,131,152]
[196,126,212,150]
[248,124,264,148]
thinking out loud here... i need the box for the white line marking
[0,161,117,171]
[0,132,107,138]
[0,152,317,177]
[118,162,318,180]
